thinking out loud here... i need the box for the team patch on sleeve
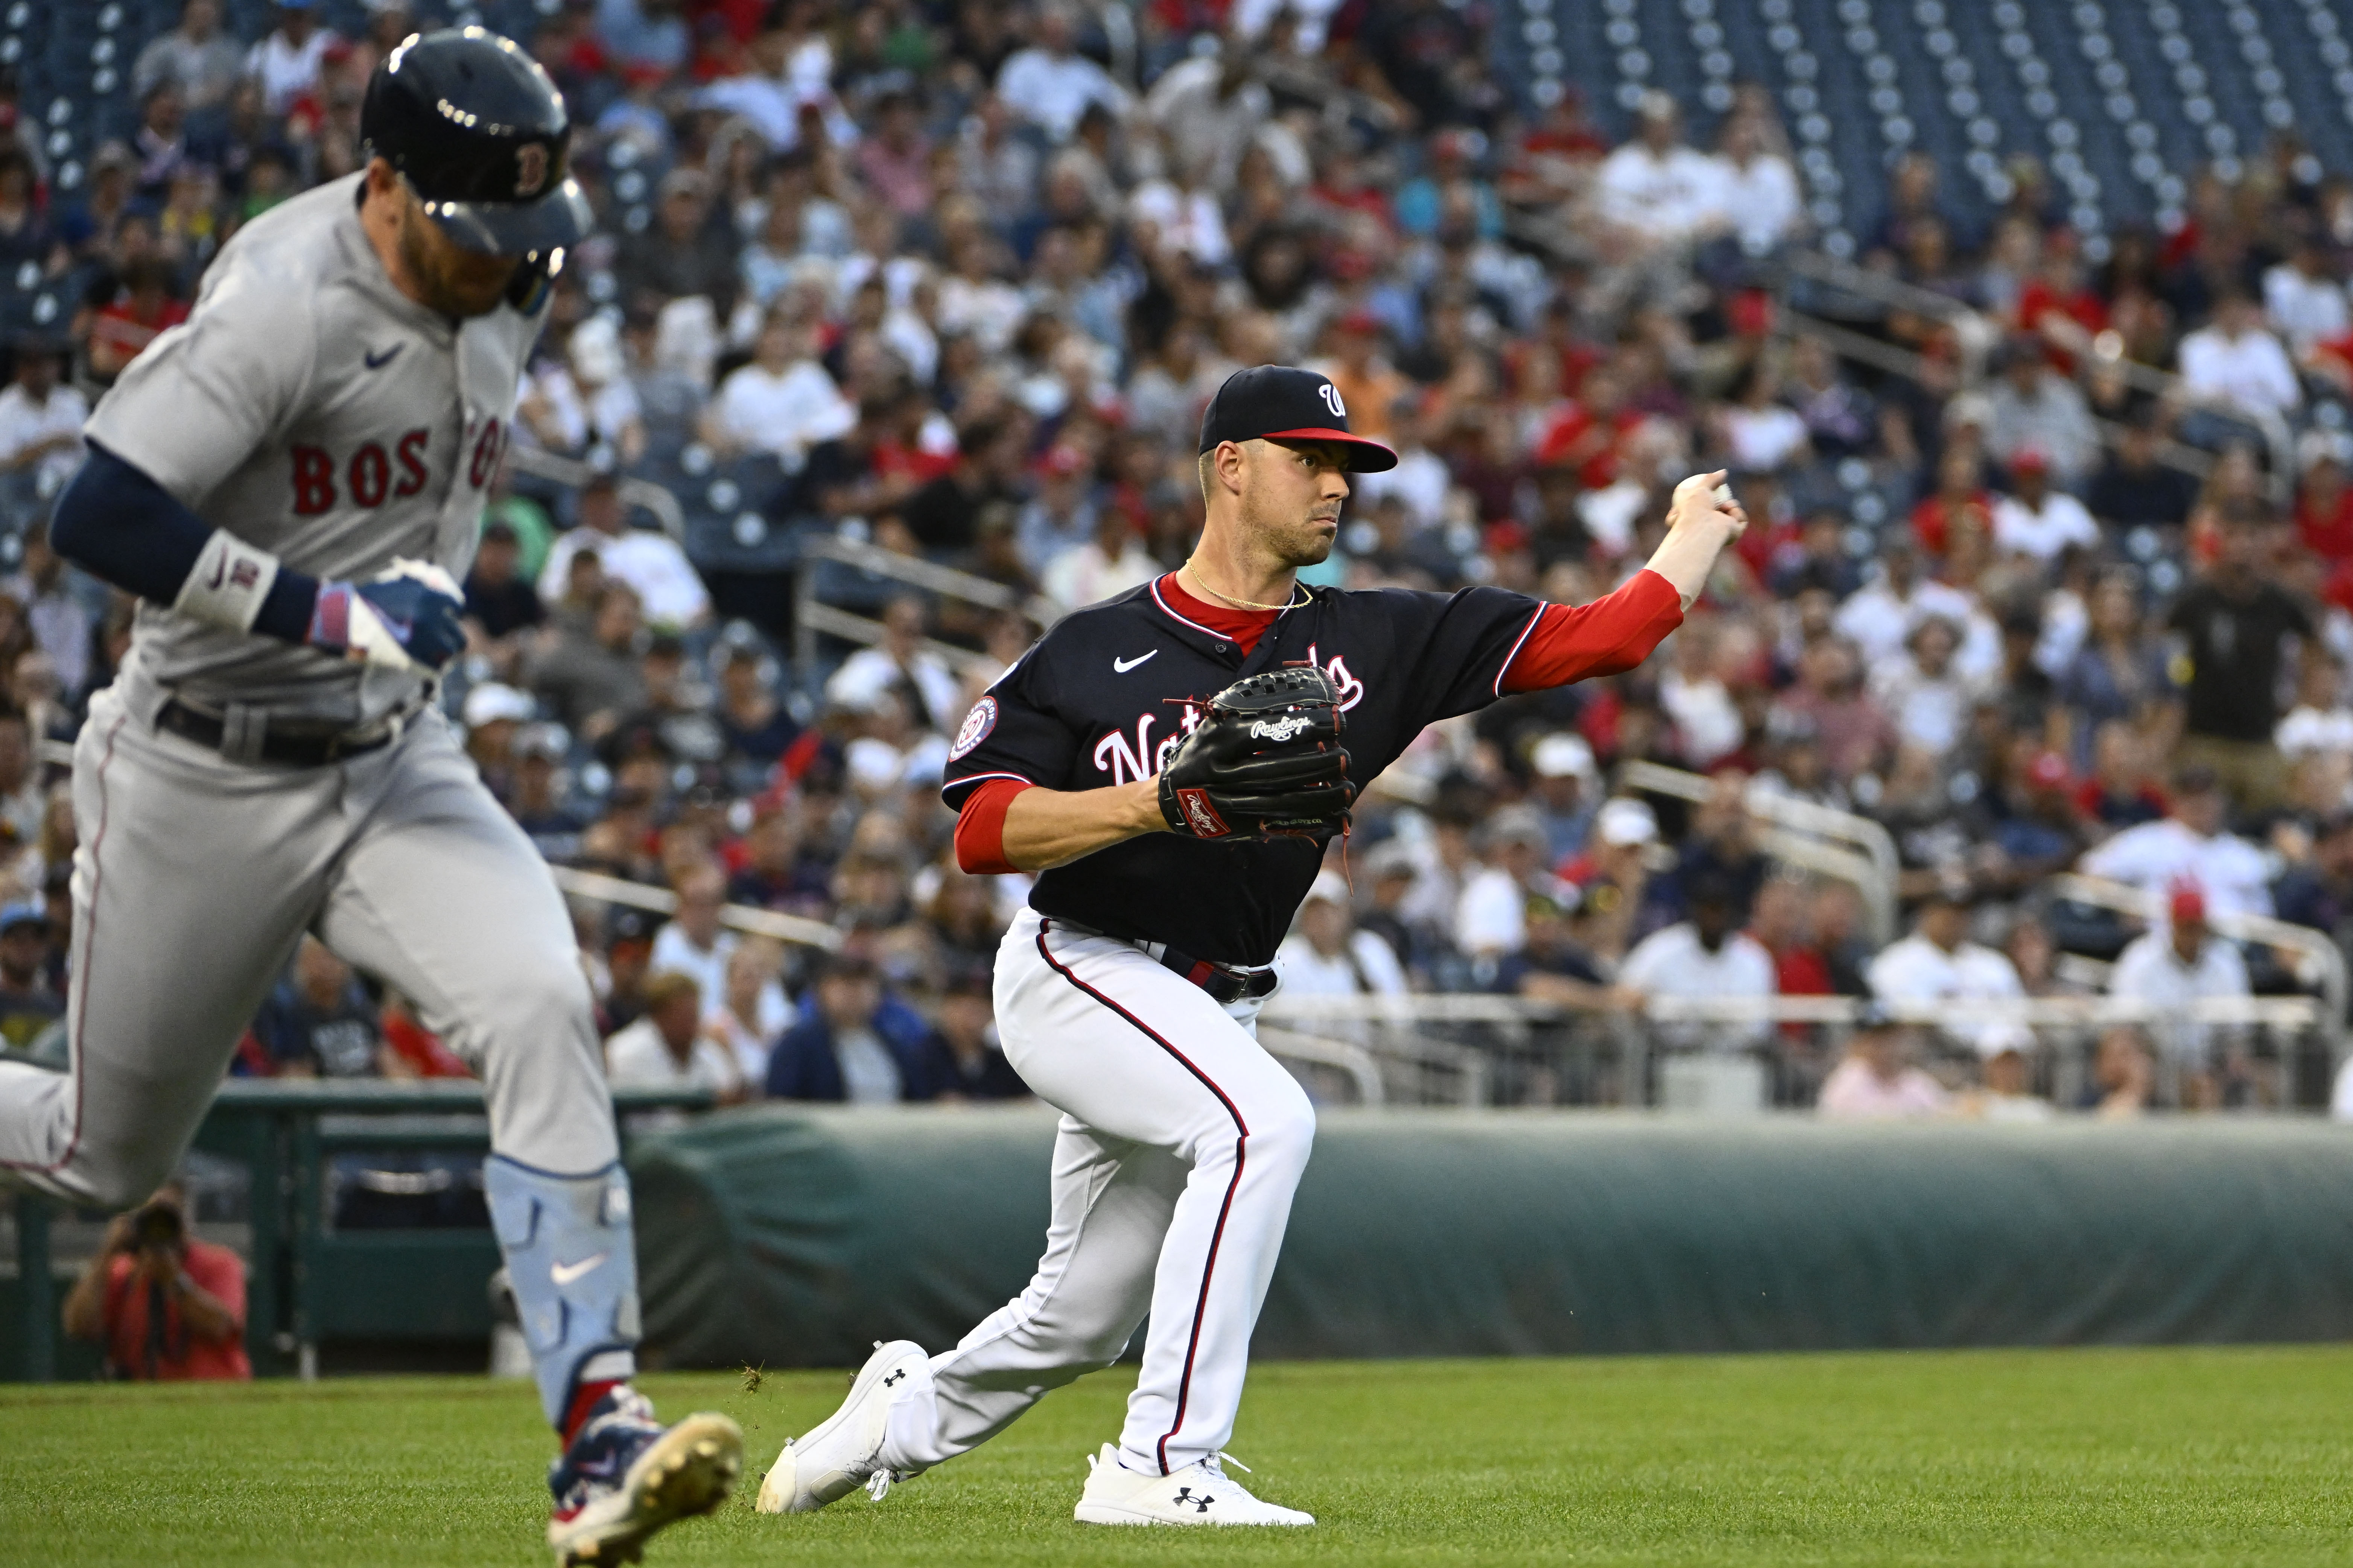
[949,696,999,760]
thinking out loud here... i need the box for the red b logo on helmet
[514,143,549,198]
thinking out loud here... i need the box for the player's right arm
[962,776,1164,873]
[50,260,462,673]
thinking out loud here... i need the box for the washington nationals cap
[1197,365,1398,473]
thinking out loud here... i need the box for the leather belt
[155,698,402,768]
[1047,917,1279,1006]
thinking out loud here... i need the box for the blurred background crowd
[0,0,2348,1117]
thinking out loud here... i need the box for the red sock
[561,1379,626,1446]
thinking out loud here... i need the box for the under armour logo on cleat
[883,1369,906,1386]
[1172,1487,1213,1512]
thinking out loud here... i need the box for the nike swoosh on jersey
[1113,651,1158,672]
[549,1252,608,1286]
[363,345,403,369]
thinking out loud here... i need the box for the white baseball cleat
[755,1339,928,1515]
[1072,1443,1315,1527]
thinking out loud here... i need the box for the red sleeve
[1497,568,1684,694]
[954,776,1034,875]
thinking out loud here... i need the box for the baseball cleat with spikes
[547,1389,742,1565]
[1073,1443,1315,1527]
[756,1339,929,1514]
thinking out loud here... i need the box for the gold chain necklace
[1180,562,1308,613]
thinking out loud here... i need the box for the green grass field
[3,1347,2351,1566]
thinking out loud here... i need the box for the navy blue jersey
[942,577,1547,965]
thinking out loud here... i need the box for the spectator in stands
[824,594,961,736]
[1834,536,1983,677]
[243,938,385,1079]
[461,518,545,678]
[1595,91,1723,253]
[605,970,745,1101]
[701,304,856,464]
[2178,290,2301,421]
[1990,450,2099,564]
[2163,518,2312,810]
[765,954,934,1103]
[1866,889,2031,1059]
[0,899,58,1050]
[648,863,735,1009]
[1455,808,1557,968]
[2080,765,2272,920]
[506,724,584,863]
[1968,1044,2055,1122]
[134,0,245,118]
[1558,796,1660,966]
[996,4,1129,143]
[1526,733,1600,863]
[1278,873,1410,1002]
[529,582,648,745]
[1615,875,1777,1052]
[245,0,335,117]
[2056,569,2174,753]
[0,338,88,500]
[919,966,1029,1100]
[2082,1026,2157,1118]
[2084,409,2195,535]
[1041,504,1157,614]
[61,1182,249,1381]
[2264,235,2348,356]
[1817,1002,1949,1119]
[1983,339,2100,489]
[2107,884,2251,1108]
[537,474,709,630]
[86,257,190,382]
[705,939,788,1088]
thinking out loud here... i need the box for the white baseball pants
[0,682,617,1207]
[881,907,1315,1478]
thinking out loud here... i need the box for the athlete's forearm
[55,441,320,640]
[999,779,1166,872]
[1641,469,1748,610]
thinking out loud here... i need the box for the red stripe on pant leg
[0,711,124,1176]
[1033,922,1248,1475]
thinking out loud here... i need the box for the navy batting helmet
[360,26,593,258]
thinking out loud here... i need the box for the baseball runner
[759,365,1746,1525]
[0,30,738,1565]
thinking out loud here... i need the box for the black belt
[155,698,400,767]
[1157,945,1281,1006]
[1046,917,1279,1005]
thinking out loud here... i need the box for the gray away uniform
[0,175,636,1420]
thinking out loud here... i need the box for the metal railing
[2046,872,2347,1048]
[507,443,688,540]
[794,534,1060,681]
[548,865,840,952]
[1618,759,1900,945]
[1259,990,2333,1111]
[1783,248,2295,500]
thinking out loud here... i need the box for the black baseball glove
[1158,664,1354,840]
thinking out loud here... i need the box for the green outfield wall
[628,1108,2353,1369]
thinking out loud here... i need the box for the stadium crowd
[0,0,2349,1115]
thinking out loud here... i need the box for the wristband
[172,529,283,634]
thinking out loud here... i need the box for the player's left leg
[313,716,739,1564]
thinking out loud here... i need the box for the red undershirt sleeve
[954,776,1034,875]
[1498,568,1685,694]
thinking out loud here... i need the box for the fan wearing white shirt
[1595,93,1727,250]
[2107,885,2250,1082]
[1832,537,2001,685]
[0,341,87,497]
[2076,767,2274,920]
[2262,239,2349,356]
[2178,293,2302,420]
[1989,450,2100,563]
[1276,874,1409,1004]
[824,594,963,734]
[701,310,857,464]
[605,972,747,1101]
[1707,119,1803,254]
[995,5,1130,143]
[1615,878,1777,1053]
[537,474,712,629]
[646,865,738,1015]
[1865,889,2031,1058]
[1041,506,1160,614]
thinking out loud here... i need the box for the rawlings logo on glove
[1157,664,1354,841]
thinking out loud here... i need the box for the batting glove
[309,558,467,673]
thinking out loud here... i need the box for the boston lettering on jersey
[945,576,1566,966]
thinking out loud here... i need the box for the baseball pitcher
[759,365,1746,1524]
